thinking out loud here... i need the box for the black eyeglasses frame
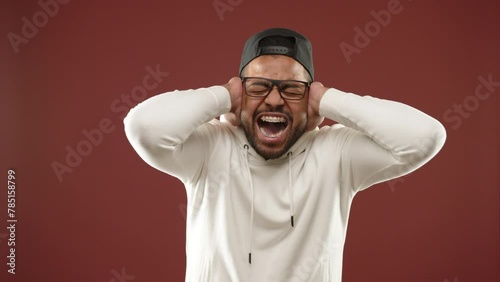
[240,76,311,100]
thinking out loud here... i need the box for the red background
[1,0,499,281]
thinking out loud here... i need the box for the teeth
[261,116,286,123]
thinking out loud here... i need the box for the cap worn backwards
[239,28,314,81]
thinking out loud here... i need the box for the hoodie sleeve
[319,88,446,192]
[123,86,232,183]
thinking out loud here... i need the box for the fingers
[309,81,326,98]
[223,77,242,112]
[227,76,242,85]
[306,81,327,131]
[310,81,324,89]
[222,77,243,126]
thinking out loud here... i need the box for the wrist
[318,88,349,120]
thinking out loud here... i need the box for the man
[124,28,446,282]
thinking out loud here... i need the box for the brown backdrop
[1,0,499,281]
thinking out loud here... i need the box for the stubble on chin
[240,112,307,160]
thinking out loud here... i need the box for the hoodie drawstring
[243,146,295,265]
[243,145,254,264]
[287,152,295,227]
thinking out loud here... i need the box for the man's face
[240,55,309,160]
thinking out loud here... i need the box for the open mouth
[256,114,289,139]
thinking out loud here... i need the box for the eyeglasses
[241,77,311,100]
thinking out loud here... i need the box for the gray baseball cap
[239,28,314,81]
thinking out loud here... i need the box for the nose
[264,85,285,106]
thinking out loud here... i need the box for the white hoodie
[124,86,446,282]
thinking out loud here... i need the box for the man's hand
[306,81,328,131]
[222,77,243,126]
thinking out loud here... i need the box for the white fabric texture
[124,86,446,282]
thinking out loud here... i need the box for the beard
[240,108,306,160]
